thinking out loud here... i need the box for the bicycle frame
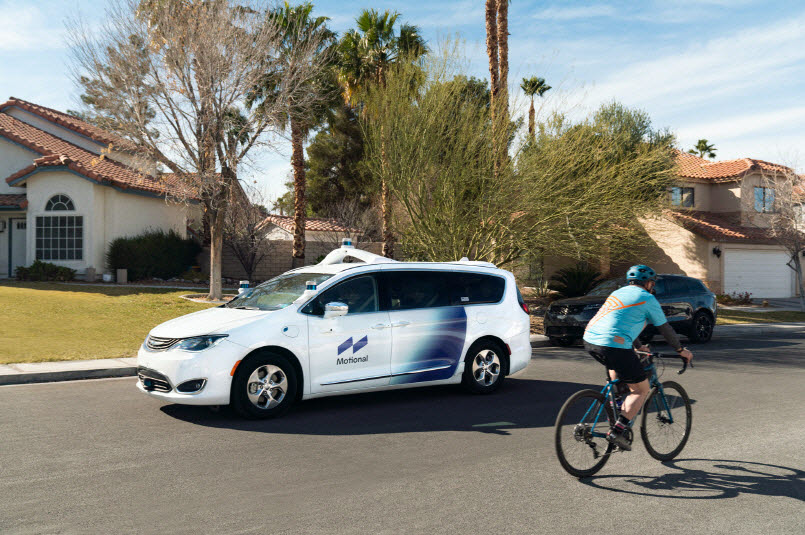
[581,354,675,440]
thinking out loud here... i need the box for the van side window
[384,271,451,310]
[451,273,505,305]
[302,275,378,316]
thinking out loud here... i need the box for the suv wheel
[462,340,507,394]
[688,311,714,344]
[231,352,298,419]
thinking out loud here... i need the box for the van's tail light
[516,286,529,314]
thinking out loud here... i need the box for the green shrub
[106,230,201,281]
[549,262,603,298]
[716,292,753,306]
[15,260,76,281]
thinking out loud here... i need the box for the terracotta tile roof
[0,111,194,199]
[675,150,792,182]
[667,210,777,244]
[0,193,27,209]
[0,97,138,152]
[260,214,355,233]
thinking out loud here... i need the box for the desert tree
[223,184,275,282]
[68,0,330,298]
[337,8,428,258]
[363,49,676,267]
[251,2,336,268]
[750,162,805,310]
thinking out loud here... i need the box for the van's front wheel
[232,353,297,419]
[462,341,507,394]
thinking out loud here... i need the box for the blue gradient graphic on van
[389,306,467,385]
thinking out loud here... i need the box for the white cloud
[532,4,617,21]
[0,2,64,51]
[676,106,805,143]
[584,11,805,109]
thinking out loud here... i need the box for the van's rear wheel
[462,341,507,394]
[232,353,297,419]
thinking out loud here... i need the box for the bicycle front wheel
[640,380,692,461]
[555,389,615,478]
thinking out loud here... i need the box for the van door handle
[372,323,390,330]
[391,320,411,327]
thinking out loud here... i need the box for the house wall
[24,170,187,276]
[709,182,741,213]
[639,216,721,291]
[0,138,35,194]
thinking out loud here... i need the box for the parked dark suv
[543,274,717,346]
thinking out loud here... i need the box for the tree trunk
[380,124,394,258]
[484,0,499,106]
[794,251,805,312]
[208,208,224,300]
[291,117,306,268]
[497,0,508,106]
[528,98,535,139]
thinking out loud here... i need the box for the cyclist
[582,265,694,450]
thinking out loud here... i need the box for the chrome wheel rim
[471,349,501,387]
[246,365,287,410]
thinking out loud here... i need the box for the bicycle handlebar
[636,351,693,375]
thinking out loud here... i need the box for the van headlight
[175,335,228,352]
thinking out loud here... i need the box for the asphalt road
[2,334,804,534]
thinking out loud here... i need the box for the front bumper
[136,340,245,405]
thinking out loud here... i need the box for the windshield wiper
[233,305,260,310]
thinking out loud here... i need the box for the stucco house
[0,97,192,279]
[641,151,803,298]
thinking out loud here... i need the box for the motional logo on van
[337,335,368,355]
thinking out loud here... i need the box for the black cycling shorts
[584,342,647,384]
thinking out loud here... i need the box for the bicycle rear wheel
[555,389,615,478]
[640,380,692,461]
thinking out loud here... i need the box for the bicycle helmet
[626,264,656,282]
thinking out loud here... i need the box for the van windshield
[226,273,333,311]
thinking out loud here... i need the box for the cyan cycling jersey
[583,284,667,349]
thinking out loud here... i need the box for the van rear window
[451,273,505,305]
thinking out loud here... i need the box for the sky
[2,0,804,201]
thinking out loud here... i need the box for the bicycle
[554,351,693,478]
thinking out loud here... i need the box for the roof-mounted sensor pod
[341,237,354,248]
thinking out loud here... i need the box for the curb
[2,323,802,386]
[0,358,138,386]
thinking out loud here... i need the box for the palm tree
[260,2,336,267]
[521,76,551,139]
[688,139,717,159]
[337,9,427,258]
[485,0,509,176]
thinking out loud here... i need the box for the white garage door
[724,250,792,298]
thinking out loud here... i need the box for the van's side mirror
[324,302,348,319]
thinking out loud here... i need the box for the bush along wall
[106,230,201,281]
[16,260,76,281]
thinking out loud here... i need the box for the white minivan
[137,241,532,418]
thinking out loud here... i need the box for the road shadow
[581,458,804,501]
[160,377,599,435]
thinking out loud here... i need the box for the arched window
[36,195,83,261]
[45,194,75,211]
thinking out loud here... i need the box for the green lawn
[0,282,217,364]
[717,310,805,325]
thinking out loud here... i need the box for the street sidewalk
[2,323,803,387]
